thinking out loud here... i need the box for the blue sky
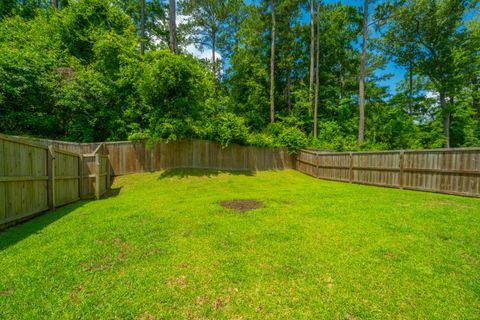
[320,0,405,94]
[189,0,475,95]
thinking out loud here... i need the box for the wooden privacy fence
[4,132,480,229]
[19,139,294,175]
[102,140,293,175]
[297,148,480,197]
[1,135,289,229]
[0,134,111,229]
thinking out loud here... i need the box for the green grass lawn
[1,169,479,319]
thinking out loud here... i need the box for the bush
[210,113,249,147]
[138,50,214,119]
[246,133,277,148]
[276,126,308,154]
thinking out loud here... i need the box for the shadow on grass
[158,168,255,179]
[0,201,87,251]
[100,187,122,200]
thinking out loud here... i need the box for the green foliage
[127,50,215,142]
[58,0,134,64]
[0,15,60,136]
[311,121,359,151]
[0,0,478,151]
[276,125,308,154]
[246,132,277,148]
[209,113,249,147]
[138,50,213,119]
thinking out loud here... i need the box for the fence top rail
[301,149,338,155]
[0,133,48,150]
[53,148,80,157]
[303,147,480,156]
[351,151,401,155]
[102,139,290,151]
[404,148,480,153]
[9,135,99,147]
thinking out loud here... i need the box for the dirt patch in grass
[69,284,85,304]
[0,288,15,297]
[219,200,263,213]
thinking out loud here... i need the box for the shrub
[277,126,308,154]
[246,133,277,148]
[210,113,249,147]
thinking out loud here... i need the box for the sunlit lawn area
[0,169,479,319]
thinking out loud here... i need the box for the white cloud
[425,90,439,99]
[150,13,222,62]
[176,14,191,26]
[176,14,222,62]
[185,44,222,63]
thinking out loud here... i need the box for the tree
[169,0,177,53]
[358,0,368,144]
[113,0,169,51]
[140,0,145,54]
[313,2,320,138]
[309,0,315,116]
[226,3,270,130]
[377,0,476,148]
[181,0,228,76]
[269,0,276,123]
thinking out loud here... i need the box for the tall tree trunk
[212,29,216,77]
[339,62,344,100]
[440,91,450,148]
[234,16,239,52]
[169,0,177,54]
[51,0,57,8]
[358,0,368,144]
[473,78,480,120]
[309,0,315,116]
[408,61,413,114]
[285,17,292,112]
[313,3,320,138]
[286,70,291,112]
[270,0,276,123]
[140,0,145,54]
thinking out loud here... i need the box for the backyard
[0,169,479,319]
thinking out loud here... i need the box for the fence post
[399,150,404,189]
[106,155,111,190]
[78,154,84,199]
[95,153,100,200]
[47,146,55,211]
[349,152,354,183]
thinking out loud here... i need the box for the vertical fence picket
[95,153,100,200]
[399,150,404,189]
[47,146,55,211]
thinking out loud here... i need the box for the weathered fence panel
[0,134,111,229]
[102,140,293,176]
[297,148,480,197]
[403,149,480,196]
[54,149,80,206]
[80,155,96,198]
[95,154,109,199]
[353,151,400,187]
[0,135,49,227]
